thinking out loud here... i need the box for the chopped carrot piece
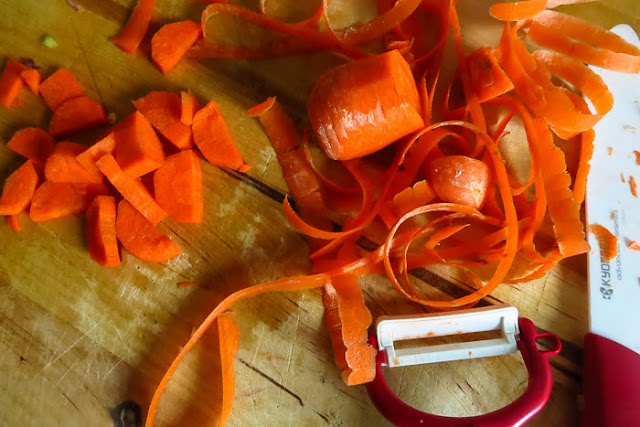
[153,150,203,223]
[112,0,155,53]
[466,47,513,102]
[113,111,165,178]
[192,100,246,170]
[0,60,28,107]
[20,69,40,95]
[45,142,104,184]
[634,150,640,166]
[7,127,55,166]
[307,50,424,160]
[217,311,240,427]
[39,68,84,110]
[133,92,193,150]
[151,20,202,74]
[86,196,120,267]
[588,224,617,262]
[0,161,39,216]
[6,214,22,231]
[427,155,490,209]
[628,240,640,251]
[76,132,116,176]
[115,199,180,262]
[630,176,638,198]
[96,154,167,225]
[29,182,109,222]
[49,96,107,137]
[180,90,201,126]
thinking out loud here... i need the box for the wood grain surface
[1,1,638,426]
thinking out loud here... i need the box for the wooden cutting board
[1,1,638,425]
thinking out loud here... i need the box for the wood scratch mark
[104,358,123,380]
[238,358,304,407]
[70,14,105,105]
[42,322,100,371]
[55,359,78,385]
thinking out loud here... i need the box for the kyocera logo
[600,256,613,299]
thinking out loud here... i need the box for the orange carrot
[96,153,167,225]
[6,214,22,231]
[153,150,203,223]
[20,69,40,95]
[247,97,300,157]
[177,281,198,288]
[180,90,201,126]
[115,199,180,262]
[151,20,202,74]
[45,142,104,184]
[392,180,436,219]
[466,47,513,102]
[0,60,28,107]
[489,0,546,21]
[76,132,116,176]
[39,68,84,110]
[133,92,193,150]
[86,195,120,267]
[0,161,39,216]
[427,155,490,209]
[113,111,165,178]
[112,0,155,53]
[307,50,424,160]
[630,176,638,198]
[587,224,617,262]
[29,182,109,222]
[192,100,246,170]
[49,96,107,137]
[628,240,640,251]
[7,127,55,166]
[634,151,640,166]
[217,312,240,427]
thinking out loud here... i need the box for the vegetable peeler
[366,304,561,426]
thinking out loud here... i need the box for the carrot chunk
[45,142,104,184]
[49,96,107,137]
[113,111,165,178]
[20,69,41,95]
[180,90,201,126]
[192,100,246,170]
[427,155,490,209]
[133,91,193,150]
[112,0,155,53]
[39,68,84,110]
[29,182,109,222]
[115,199,181,262]
[153,150,203,223]
[7,127,56,166]
[86,196,120,267]
[0,60,28,107]
[76,132,116,176]
[151,20,202,74]
[0,161,39,216]
[307,50,424,160]
[96,154,167,225]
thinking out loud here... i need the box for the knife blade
[584,24,640,426]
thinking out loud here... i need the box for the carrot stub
[180,90,201,126]
[151,20,202,74]
[153,150,203,223]
[45,142,104,184]
[96,154,167,225]
[49,96,107,137]
[427,155,490,209]
[307,50,424,160]
[192,100,246,170]
[29,182,109,222]
[588,224,617,262]
[113,111,165,178]
[39,68,84,110]
[7,127,55,166]
[86,195,120,267]
[20,69,41,95]
[115,199,180,262]
[217,312,240,427]
[112,0,155,53]
[133,92,193,150]
[0,161,39,216]
[0,60,28,107]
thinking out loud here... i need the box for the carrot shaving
[177,281,198,288]
[628,240,640,251]
[630,176,638,198]
[588,224,617,262]
[490,0,547,22]
[217,312,240,427]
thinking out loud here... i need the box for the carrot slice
[39,68,84,110]
[112,0,155,53]
[115,199,180,262]
[587,224,617,262]
[0,161,39,216]
[180,90,201,126]
[307,50,424,160]
[217,311,240,427]
[76,132,117,176]
[7,127,55,166]
[45,142,104,184]
[427,155,490,209]
[86,195,120,267]
[192,100,246,170]
[153,150,203,223]
[49,96,107,137]
[0,60,28,107]
[97,154,167,225]
[489,0,546,21]
[133,92,193,150]
[113,111,165,178]
[20,69,40,95]
[29,182,109,222]
[6,214,22,231]
[466,47,514,102]
[151,20,202,74]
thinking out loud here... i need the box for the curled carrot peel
[490,0,547,22]
[217,312,240,427]
[587,224,618,262]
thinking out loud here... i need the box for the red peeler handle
[366,318,561,427]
